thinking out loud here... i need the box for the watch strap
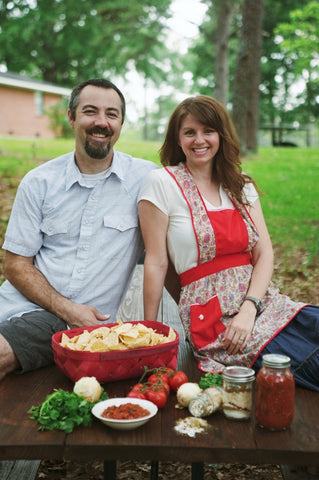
[244,296,262,314]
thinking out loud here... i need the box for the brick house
[0,72,71,139]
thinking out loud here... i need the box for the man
[0,78,157,381]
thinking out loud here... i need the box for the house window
[34,91,44,116]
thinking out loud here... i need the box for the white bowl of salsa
[92,397,158,430]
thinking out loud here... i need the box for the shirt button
[199,314,204,320]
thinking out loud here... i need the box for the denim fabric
[253,305,319,391]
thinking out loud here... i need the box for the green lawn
[0,137,318,262]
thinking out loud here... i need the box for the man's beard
[84,126,113,159]
[84,139,111,159]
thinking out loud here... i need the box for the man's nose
[94,112,109,127]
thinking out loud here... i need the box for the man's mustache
[86,126,113,136]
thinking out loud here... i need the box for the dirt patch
[36,460,283,479]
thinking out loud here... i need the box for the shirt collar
[65,150,125,190]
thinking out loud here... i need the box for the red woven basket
[52,321,179,383]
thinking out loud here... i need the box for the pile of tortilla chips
[60,320,176,352]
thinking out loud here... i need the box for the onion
[73,376,102,403]
[176,382,202,407]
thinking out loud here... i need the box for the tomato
[148,374,170,395]
[131,382,145,392]
[127,390,146,400]
[169,371,188,392]
[145,387,168,408]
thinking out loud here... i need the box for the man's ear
[67,110,74,129]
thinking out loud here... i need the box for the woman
[138,95,319,391]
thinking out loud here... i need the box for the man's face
[68,85,123,165]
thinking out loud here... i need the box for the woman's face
[178,114,220,168]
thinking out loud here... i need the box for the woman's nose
[194,132,205,143]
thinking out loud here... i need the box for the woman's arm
[138,200,170,320]
[223,198,274,354]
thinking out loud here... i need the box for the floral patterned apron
[165,163,306,373]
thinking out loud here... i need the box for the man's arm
[4,251,109,328]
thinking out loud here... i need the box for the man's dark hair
[68,78,126,124]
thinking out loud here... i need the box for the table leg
[104,460,116,480]
[150,460,159,480]
[191,462,204,480]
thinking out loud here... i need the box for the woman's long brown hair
[160,95,259,206]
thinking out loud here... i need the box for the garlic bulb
[73,376,102,403]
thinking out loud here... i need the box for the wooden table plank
[0,366,68,460]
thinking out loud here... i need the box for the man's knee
[0,334,20,381]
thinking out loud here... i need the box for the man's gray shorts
[0,310,67,373]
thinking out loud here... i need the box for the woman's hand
[222,301,257,355]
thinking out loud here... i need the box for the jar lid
[262,353,291,368]
[222,366,255,383]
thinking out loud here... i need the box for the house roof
[0,71,71,96]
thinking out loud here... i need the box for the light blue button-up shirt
[0,150,157,322]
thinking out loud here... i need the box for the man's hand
[62,303,111,329]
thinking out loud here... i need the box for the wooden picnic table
[0,329,319,480]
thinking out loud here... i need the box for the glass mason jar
[188,386,223,418]
[222,366,255,420]
[255,354,295,431]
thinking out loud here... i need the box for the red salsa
[102,402,150,420]
[255,354,295,431]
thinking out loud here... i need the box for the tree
[214,0,235,105]
[0,0,172,87]
[274,2,319,122]
[232,0,264,154]
[259,0,311,126]
[185,0,241,103]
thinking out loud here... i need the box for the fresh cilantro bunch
[199,372,223,390]
[29,388,108,433]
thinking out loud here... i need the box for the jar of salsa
[255,354,295,430]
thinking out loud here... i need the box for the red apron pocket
[190,296,225,350]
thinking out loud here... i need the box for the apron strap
[179,252,252,287]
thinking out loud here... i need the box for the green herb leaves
[29,388,108,433]
[199,372,223,390]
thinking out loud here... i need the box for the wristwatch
[244,296,263,314]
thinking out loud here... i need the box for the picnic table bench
[1,265,319,480]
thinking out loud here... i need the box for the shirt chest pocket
[103,215,138,232]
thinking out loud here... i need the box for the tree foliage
[274,2,319,121]
[0,0,172,87]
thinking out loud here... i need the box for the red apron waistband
[179,252,252,287]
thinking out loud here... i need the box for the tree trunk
[232,0,264,154]
[214,0,234,106]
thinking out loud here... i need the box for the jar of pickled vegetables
[255,354,295,431]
